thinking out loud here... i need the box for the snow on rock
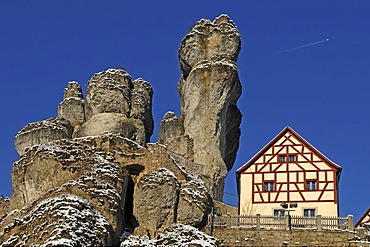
[3,131,215,245]
[11,137,126,210]
[133,168,180,237]
[14,117,73,155]
[120,235,156,247]
[167,153,213,228]
[58,81,86,128]
[179,14,240,78]
[4,135,130,245]
[177,172,212,228]
[141,168,178,189]
[121,224,220,247]
[82,68,154,144]
[0,197,10,219]
[74,112,148,146]
[0,194,113,246]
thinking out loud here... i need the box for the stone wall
[214,201,238,216]
[212,227,365,247]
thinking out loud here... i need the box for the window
[304,209,316,217]
[264,182,274,192]
[306,181,317,190]
[289,155,296,162]
[274,209,285,217]
[279,155,286,162]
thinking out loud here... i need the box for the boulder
[1,15,243,245]
[85,69,133,119]
[83,69,154,143]
[0,194,115,246]
[74,113,146,145]
[177,174,212,227]
[14,117,73,155]
[3,136,130,245]
[133,168,180,237]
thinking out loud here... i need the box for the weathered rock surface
[8,137,129,245]
[85,69,133,118]
[130,78,154,143]
[158,112,194,160]
[121,224,220,247]
[0,197,10,221]
[134,168,180,237]
[82,69,154,143]
[1,194,114,246]
[14,68,154,156]
[14,117,73,155]
[1,134,213,245]
[58,81,86,128]
[179,14,241,79]
[74,113,146,145]
[177,173,212,227]
[159,14,242,200]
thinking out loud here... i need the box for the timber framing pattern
[237,126,342,213]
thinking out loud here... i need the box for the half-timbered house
[355,207,370,228]
[236,126,342,217]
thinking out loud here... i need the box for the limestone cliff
[14,68,154,156]
[0,14,242,245]
[1,133,214,245]
[1,67,214,245]
[158,14,242,200]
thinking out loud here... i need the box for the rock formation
[14,68,154,156]
[1,133,213,245]
[1,14,242,245]
[158,14,242,200]
[14,118,73,156]
[58,81,86,129]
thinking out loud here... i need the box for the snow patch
[142,168,178,189]
[121,224,219,247]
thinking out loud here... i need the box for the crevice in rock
[173,189,180,224]
[124,164,145,176]
[123,177,137,232]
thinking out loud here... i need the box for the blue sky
[0,1,369,222]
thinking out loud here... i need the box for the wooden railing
[212,214,354,231]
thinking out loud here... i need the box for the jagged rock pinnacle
[159,14,242,200]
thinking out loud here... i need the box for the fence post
[348,215,354,231]
[256,214,261,229]
[285,215,289,231]
[316,214,322,231]
[227,213,231,229]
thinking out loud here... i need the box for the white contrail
[266,38,329,56]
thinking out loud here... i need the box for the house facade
[355,207,370,228]
[236,126,342,217]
